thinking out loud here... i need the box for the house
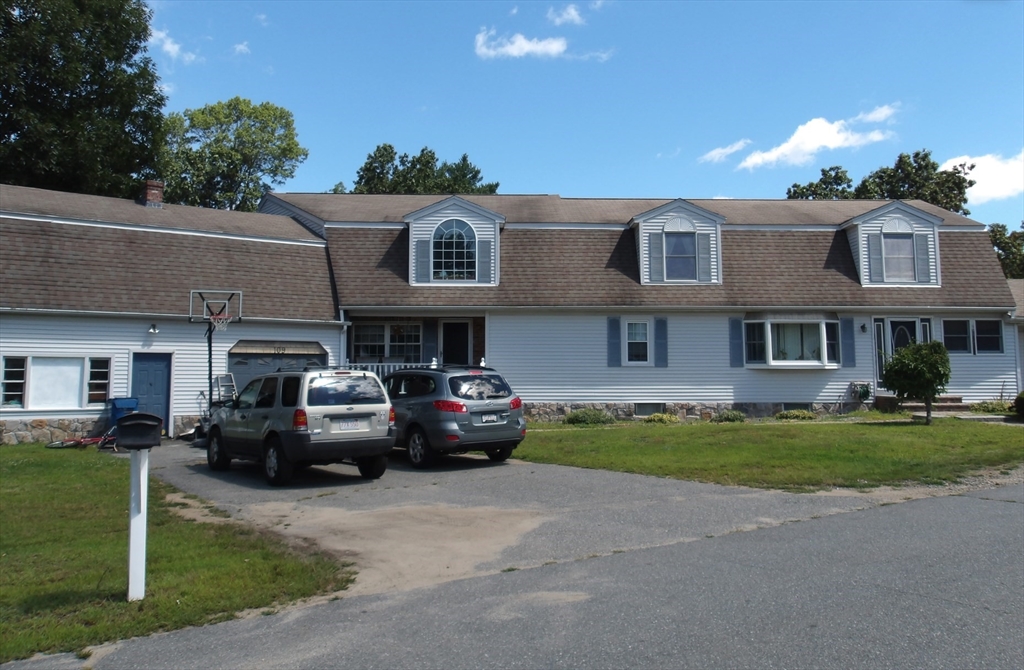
[261,192,1018,420]
[1009,278,1024,395]
[1,183,1018,443]
[1,183,346,442]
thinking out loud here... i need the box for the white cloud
[738,117,893,170]
[510,6,518,15]
[149,28,198,64]
[941,150,1024,206]
[233,42,250,55]
[475,28,567,59]
[851,104,899,124]
[699,139,751,163]
[656,147,682,159]
[590,1,606,9]
[254,14,268,26]
[548,4,585,26]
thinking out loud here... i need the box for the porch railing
[347,361,428,378]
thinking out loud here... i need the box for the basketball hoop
[209,314,231,332]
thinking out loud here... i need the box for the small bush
[970,399,1013,414]
[710,410,746,423]
[564,408,616,425]
[775,409,817,421]
[642,413,679,424]
[1015,392,1024,419]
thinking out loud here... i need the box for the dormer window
[861,212,937,285]
[665,232,697,280]
[432,219,476,281]
[882,233,915,281]
[636,204,721,285]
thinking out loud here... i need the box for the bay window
[743,321,841,366]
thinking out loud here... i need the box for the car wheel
[263,436,293,486]
[357,454,388,480]
[485,446,513,462]
[207,431,231,471]
[406,428,435,469]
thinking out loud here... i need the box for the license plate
[482,414,497,423]
[334,419,359,431]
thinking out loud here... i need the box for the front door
[440,321,471,366]
[131,353,171,434]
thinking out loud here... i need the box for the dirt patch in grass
[163,492,238,524]
[241,502,547,597]
[813,465,1024,503]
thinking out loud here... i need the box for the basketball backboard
[188,290,243,323]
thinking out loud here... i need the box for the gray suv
[382,366,526,468]
[206,368,395,485]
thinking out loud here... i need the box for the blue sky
[146,1,1023,225]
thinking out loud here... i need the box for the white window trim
[431,219,478,283]
[662,231,699,283]
[351,322,424,363]
[743,321,841,369]
[1,355,112,410]
[623,318,653,367]
[942,319,1004,355]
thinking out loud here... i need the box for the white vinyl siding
[857,211,940,286]
[409,203,498,286]
[637,206,721,285]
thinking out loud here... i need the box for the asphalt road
[5,442,1023,669]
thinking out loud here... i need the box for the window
[634,403,665,417]
[281,377,301,407]
[883,233,916,281]
[353,324,422,363]
[626,321,649,363]
[2,357,26,408]
[665,233,696,280]
[432,219,476,281]
[255,377,278,409]
[944,319,1003,354]
[744,321,841,366]
[2,356,112,410]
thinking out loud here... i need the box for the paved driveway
[5,442,1022,669]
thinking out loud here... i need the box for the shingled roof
[1,184,336,321]
[267,192,983,228]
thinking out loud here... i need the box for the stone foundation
[1,415,203,445]
[523,400,867,423]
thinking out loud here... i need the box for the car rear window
[307,376,386,406]
[447,374,513,400]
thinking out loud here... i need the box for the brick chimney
[141,180,164,208]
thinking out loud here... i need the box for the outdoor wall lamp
[860,323,867,333]
[148,324,160,334]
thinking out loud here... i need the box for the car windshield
[447,374,513,400]
[307,376,386,406]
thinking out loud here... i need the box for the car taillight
[388,406,395,428]
[292,409,308,431]
[509,396,522,410]
[433,399,468,413]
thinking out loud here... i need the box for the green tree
[880,341,951,425]
[988,223,1024,279]
[787,149,976,215]
[349,144,498,194]
[159,97,308,211]
[786,166,853,200]
[0,0,166,198]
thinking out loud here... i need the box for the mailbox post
[115,413,163,601]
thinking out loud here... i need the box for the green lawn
[517,419,1024,490]
[0,445,353,663]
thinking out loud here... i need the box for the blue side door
[132,353,171,434]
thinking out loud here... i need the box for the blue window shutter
[422,319,438,363]
[914,234,931,283]
[478,240,492,283]
[415,239,431,283]
[729,318,744,368]
[649,234,664,283]
[840,318,856,367]
[697,233,712,282]
[607,317,621,367]
[654,318,668,367]
[867,233,883,283]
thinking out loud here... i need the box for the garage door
[228,341,328,391]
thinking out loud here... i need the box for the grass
[0,445,353,663]
[517,418,1023,491]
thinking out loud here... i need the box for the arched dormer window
[663,216,705,281]
[880,216,917,282]
[432,219,476,281]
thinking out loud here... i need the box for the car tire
[207,431,231,471]
[485,446,514,462]
[357,454,388,480]
[406,428,436,469]
[263,436,293,486]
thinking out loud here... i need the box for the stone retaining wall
[0,416,202,445]
[524,400,866,422]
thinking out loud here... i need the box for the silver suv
[206,368,395,485]
[382,366,526,468]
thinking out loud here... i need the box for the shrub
[564,408,616,425]
[775,409,817,421]
[710,410,746,423]
[880,341,951,424]
[1016,392,1024,419]
[642,413,679,424]
[970,399,1013,414]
